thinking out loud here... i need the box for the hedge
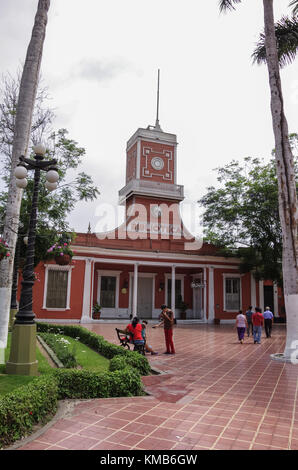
[0,324,151,448]
[53,367,143,399]
[0,375,58,449]
[36,322,151,376]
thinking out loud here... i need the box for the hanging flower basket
[54,254,72,265]
[47,239,74,265]
[0,239,10,261]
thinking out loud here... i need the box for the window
[100,276,116,308]
[167,279,182,308]
[46,270,69,309]
[225,278,240,310]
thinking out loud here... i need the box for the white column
[259,280,264,311]
[274,282,279,317]
[208,266,215,323]
[171,265,176,315]
[251,273,256,309]
[81,259,93,323]
[132,263,138,317]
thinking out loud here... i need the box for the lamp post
[6,144,59,376]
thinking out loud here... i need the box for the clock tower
[119,124,184,205]
[119,70,184,207]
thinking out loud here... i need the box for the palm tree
[219,0,298,361]
[253,15,298,67]
[0,0,51,352]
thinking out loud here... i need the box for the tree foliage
[219,1,298,68]
[199,135,298,284]
[253,15,298,67]
[0,73,100,266]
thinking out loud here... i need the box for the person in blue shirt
[245,306,254,337]
[263,306,274,338]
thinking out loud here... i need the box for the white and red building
[20,120,284,323]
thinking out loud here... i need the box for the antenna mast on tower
[155,69,162,131]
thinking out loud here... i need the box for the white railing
[119,179,184,202]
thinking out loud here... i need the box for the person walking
[263,306,274,338]
[235,310,248,344]
[252,307,264,344]
[245,306,254,337]
[153,304,175,354]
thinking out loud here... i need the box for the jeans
[237,327,246,341]
[247,321,253,336]
[253,325,262,343]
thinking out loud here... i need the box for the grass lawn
[54,334,110,372]
[0,333,110,396]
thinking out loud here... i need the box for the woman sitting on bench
[122,316,145,350]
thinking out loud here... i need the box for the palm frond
[218,0,242,13]
[289,0,298,16]
[252,16,298,67]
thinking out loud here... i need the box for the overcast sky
[0,0,297,235]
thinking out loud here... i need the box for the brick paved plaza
[14,323,298,451]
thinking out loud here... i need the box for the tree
[0,71,54,176]
[0,0,51,353]
[0,127,100,267]
[253,15,298,67]
[199,139,298,284]
[219,0,298,360]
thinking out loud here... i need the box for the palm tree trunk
[0,0,50,351]
[263,0,298,359]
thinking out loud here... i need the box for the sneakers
[151,351,158,355]
[163,351,171,354]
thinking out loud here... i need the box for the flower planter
[92,313,101,320]
[54,254,72,266]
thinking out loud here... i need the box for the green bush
[109,352,150,376]
[39,333,77,368]
[53,367,143,399]
[0,323,150,448]
[0,375,58,449]
[36,323,150,375]
[53,369,110,399]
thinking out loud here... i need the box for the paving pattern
[16,323,298,450]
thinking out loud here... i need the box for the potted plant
[46,233,75,265]
[177,296,188,320]
[92,303,101,319]
[0,238,10,261]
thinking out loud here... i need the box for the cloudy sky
[0,0,297,235]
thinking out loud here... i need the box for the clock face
[151,157,164,171]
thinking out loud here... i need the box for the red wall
[214,270,251,320]
[18,260,85,320]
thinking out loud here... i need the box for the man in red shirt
[252,307,264,344]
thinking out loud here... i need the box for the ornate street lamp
[6,144,59,376]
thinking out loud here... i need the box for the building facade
[20,121,284,323]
